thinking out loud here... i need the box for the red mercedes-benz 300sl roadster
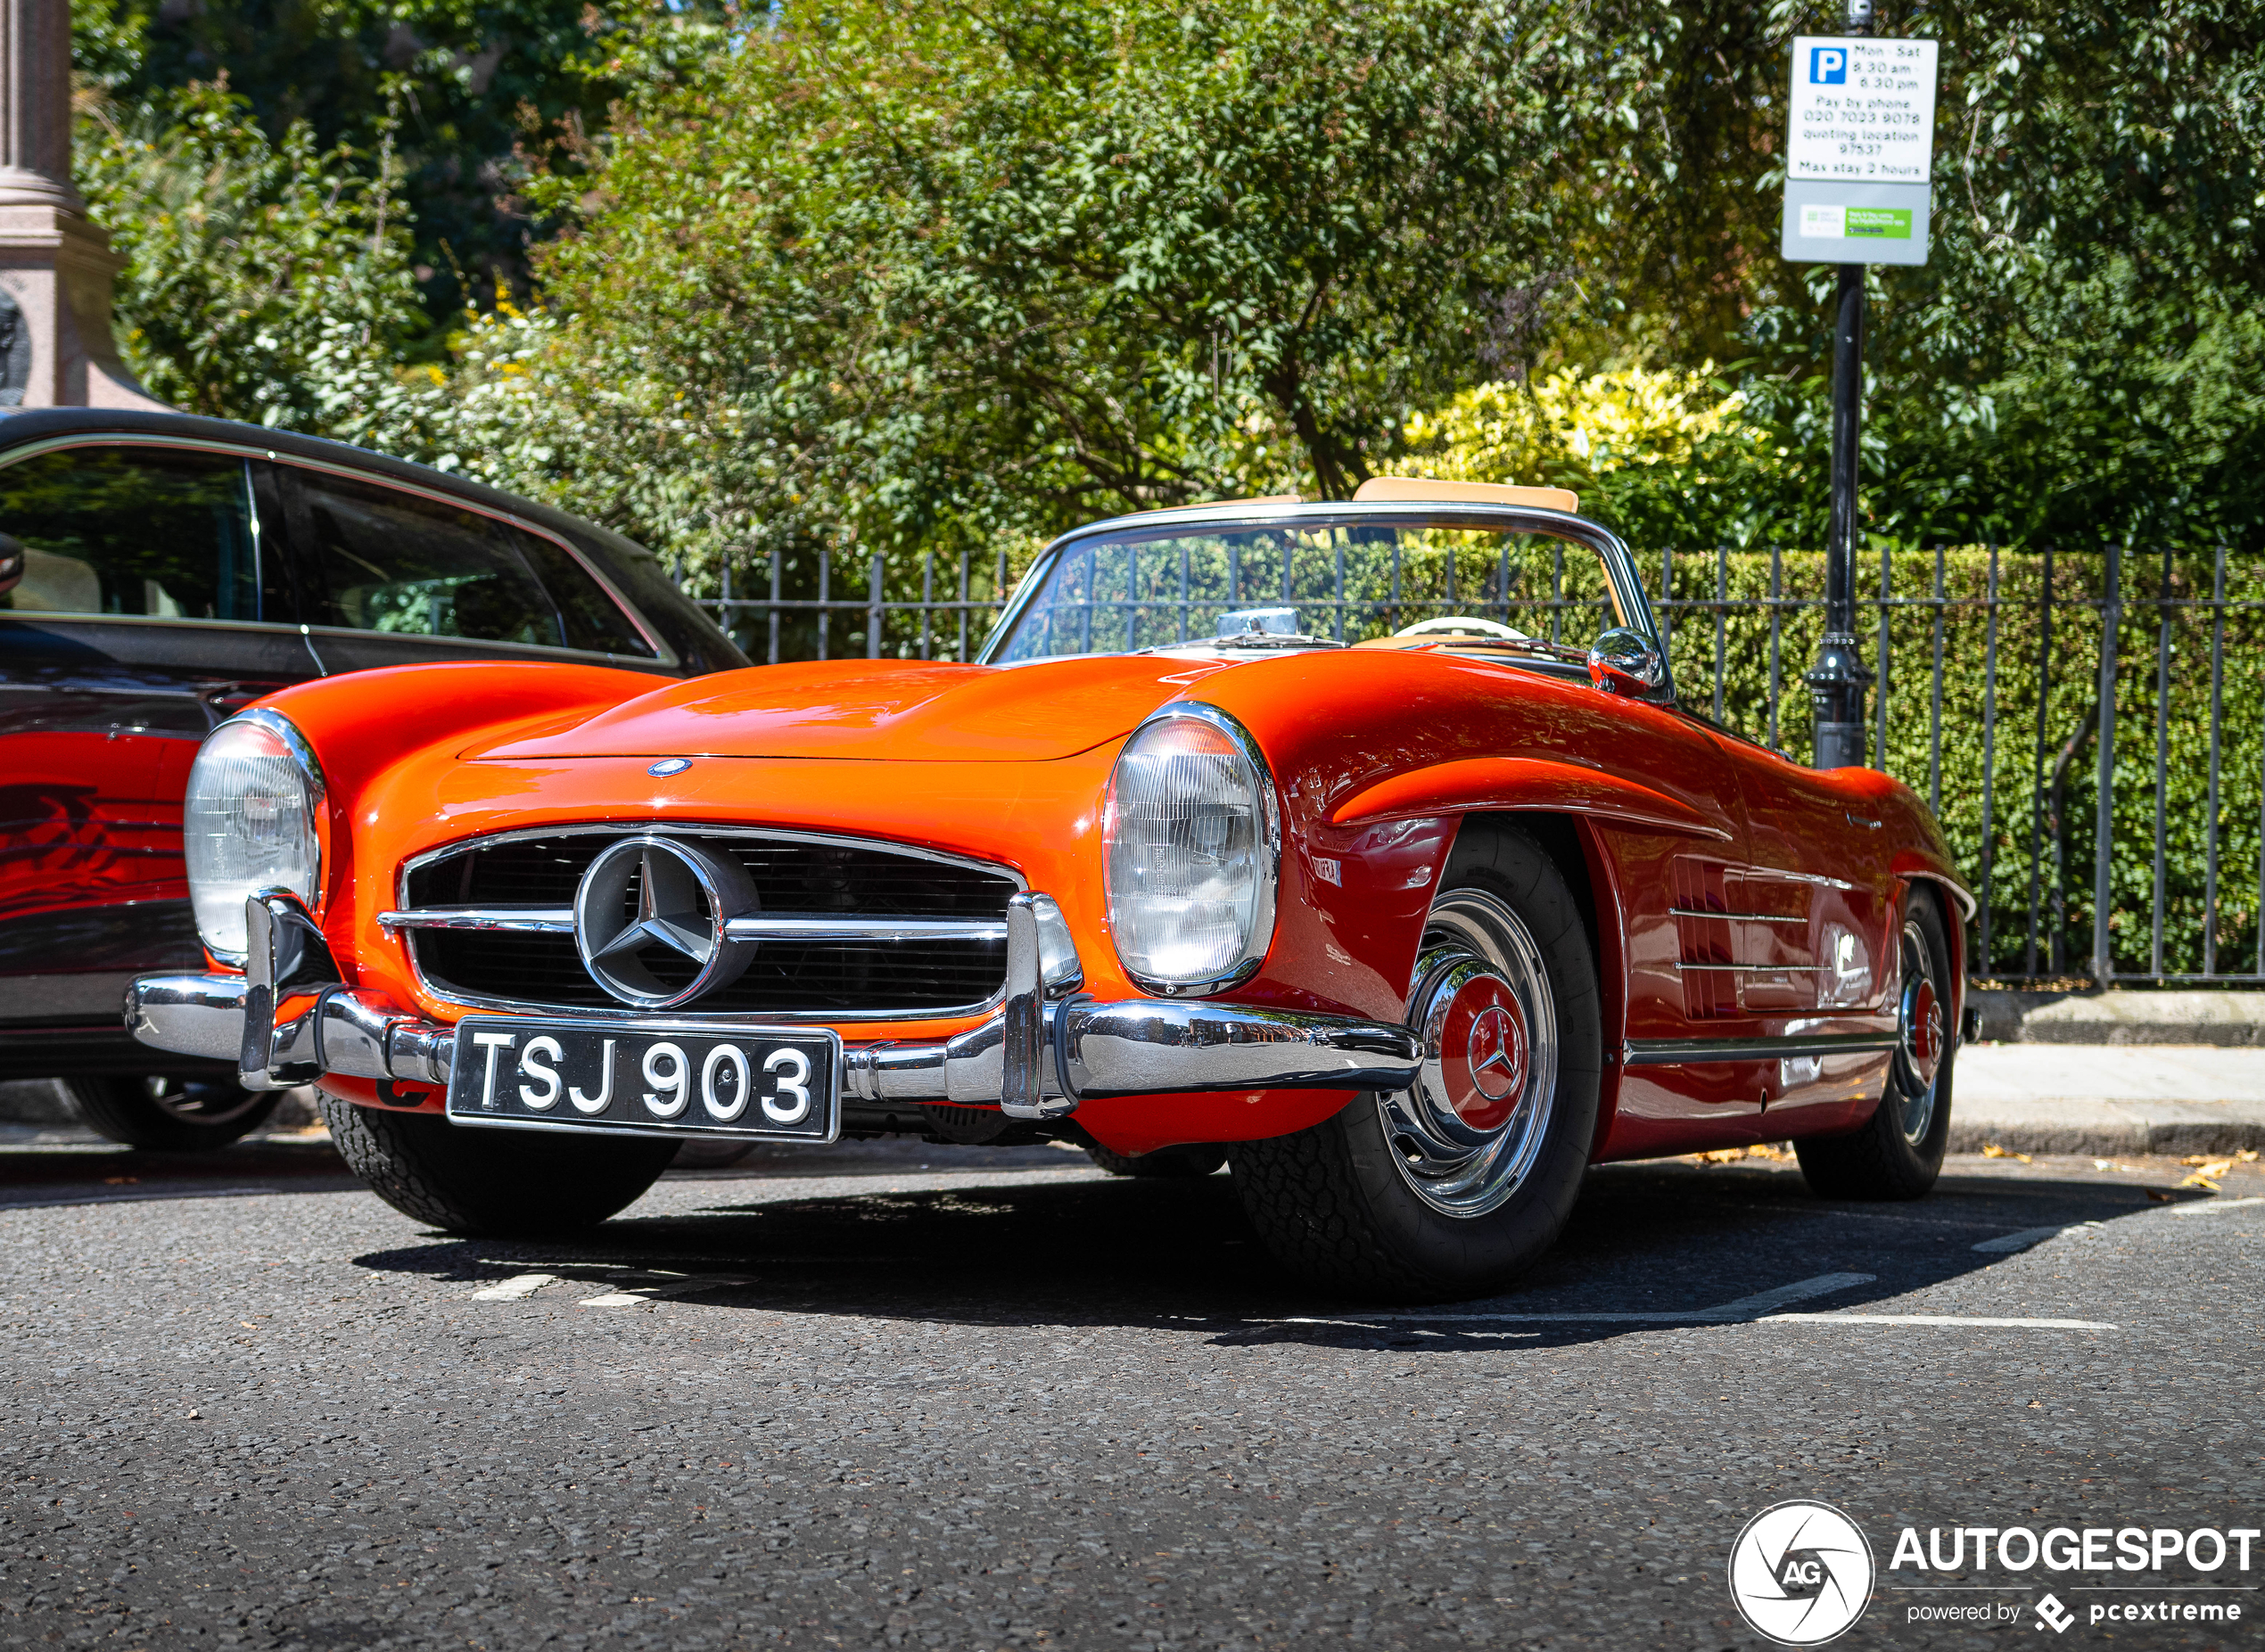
[126,482,1971,1298]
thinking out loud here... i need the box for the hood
[474,655,1234,764]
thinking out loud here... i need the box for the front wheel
[317,1090,678,1234]
[1794,887,1956,1200]
[65,1074,279,1151]
[1231,824,1602,1301]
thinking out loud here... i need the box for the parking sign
[1782,35,1938,265]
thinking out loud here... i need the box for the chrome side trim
[1626,1032,1898,1065]
[380,907,577,933]
[1674,962,1832,974]
[1667,908,1810,925]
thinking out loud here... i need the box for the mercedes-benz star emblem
[573,835,758,1009]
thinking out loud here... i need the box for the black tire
[1081,1140,1229,1179]
[1795,887,1956,1200]
[1230,822,1602,1301]
[64,1074,280,1151]
[317,1089,678,1234]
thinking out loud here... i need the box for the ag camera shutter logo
[1809,45,1849,83]
[1729,1500,1876,1645]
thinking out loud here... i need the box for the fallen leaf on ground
[1981,1143,2033,1163]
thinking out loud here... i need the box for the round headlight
[185,714,324,962]
[1102,707,1279,993]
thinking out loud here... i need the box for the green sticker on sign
[1799,204,1915,241]
[1845,207,1913,239]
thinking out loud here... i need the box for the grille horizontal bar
[395,827,1019,1018]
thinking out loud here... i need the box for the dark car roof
[0,407,749,673]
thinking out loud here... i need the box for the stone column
[0,0,164,408]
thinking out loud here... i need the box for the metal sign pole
[1806,0,1876,769]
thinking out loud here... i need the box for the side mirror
[1587,627,1667,699]
[0,533,21,600]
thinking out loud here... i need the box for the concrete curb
[1948,1104,2265,1157]
[1969,988,2265,1046]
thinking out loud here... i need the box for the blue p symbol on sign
[1810,46,1848,83]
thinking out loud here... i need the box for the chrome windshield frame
[973,501,1673,703]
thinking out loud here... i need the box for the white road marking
[2168,1196,2265,1217]
[470,1272,562,1301]
[579,1274,756,1307]
[1760,1314,2115,1329]
[1274,1271,1875,1327]
[1973,1223,2096,1253]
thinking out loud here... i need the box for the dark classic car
[124,479,1971,1298]
[1,408,745,1147]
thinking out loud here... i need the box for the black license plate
[445,1016,840,1143]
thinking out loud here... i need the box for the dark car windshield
[982,514,1638,663]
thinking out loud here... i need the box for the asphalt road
[2,1127,2260,1650]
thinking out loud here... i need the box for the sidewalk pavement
[1950,1044,2265,1155]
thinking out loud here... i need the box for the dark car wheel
[1231,823,1602,1301]
[317,1090,678,1235]
[64,1073,280,1151]
[1794,887,1956,1200]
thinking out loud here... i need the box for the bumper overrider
[125,892,1421,1122]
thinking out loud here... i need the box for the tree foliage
[75,0,642,315]
[337,0,1652,579]
[77,79,426,426]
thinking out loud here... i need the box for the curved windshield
[984,514,1640,664]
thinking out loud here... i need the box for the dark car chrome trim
[1667,908,1810,925]
[1625,1032,1898,1065]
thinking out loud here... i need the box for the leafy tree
[77,79,426,427]
[348,0,1647,580]
[1586,0,2265,551]
[74,0,640,316]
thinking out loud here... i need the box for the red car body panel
[243,627,1968,1161]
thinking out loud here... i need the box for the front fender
[1329,755,1733,841]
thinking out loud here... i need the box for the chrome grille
[395,827,1018,1018]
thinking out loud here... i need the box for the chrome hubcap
[1893,919,1945,1146]
[1378,888,1558,1219]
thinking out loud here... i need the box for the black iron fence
[688,539,2265,989]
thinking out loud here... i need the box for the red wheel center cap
[1443,977,1528,1131]
[1906,979,1942,1078]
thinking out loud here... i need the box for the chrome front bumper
[126,892,1419,1121]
